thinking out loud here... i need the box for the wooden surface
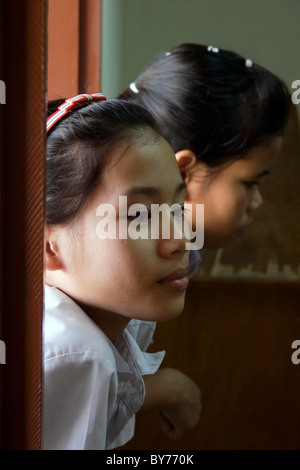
[47,0,102,100]
[1,0,45,449]
[121,279,300,450]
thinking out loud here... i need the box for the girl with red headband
[43,95,201,450]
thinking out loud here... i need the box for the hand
[141,367,202,439]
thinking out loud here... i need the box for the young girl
[43,94,201,450]
[118,43,291,263]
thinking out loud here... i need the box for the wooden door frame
[0,0,46,450]
[0,0,102,449]
[47,0,102,100]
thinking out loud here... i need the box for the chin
[135,290,187,323]
[158,298,186,323]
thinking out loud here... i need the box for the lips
[158,268,189,291]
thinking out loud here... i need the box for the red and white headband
[47,93,106,133]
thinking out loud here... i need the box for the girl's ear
[175,150,198,178]
[45,226,64,271]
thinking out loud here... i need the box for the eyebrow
[251,169,271,179]
[125,181,186,198]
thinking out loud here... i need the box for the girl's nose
[248,187,263,212]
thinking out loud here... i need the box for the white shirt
[42,285,165,450]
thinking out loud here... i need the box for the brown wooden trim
[0,0,3,448]
[47,0,80,100]
[47,0,102,100]
[79,0,102,93]
[189,275,300,289]
[0,0,45,450]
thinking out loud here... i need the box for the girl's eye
[172,204,187,218]
[245,180,260,189]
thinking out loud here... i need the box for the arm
[139,367,202,439]
[43,354,115,450]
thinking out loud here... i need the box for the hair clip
[245,58,253,68]
[207,45,219,53]
[129,82,139,94]
[47,93,106,133]
[165,52,171,56]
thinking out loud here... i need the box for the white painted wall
[101,0,300,106]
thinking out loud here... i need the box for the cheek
[58,232,84,273]
[205,184,248,228]
[219,185,249,219]
[111,238,156,273]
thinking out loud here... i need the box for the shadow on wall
[195,103,300,281]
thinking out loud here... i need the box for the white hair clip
[165,52,171,56]
[245,58,253,68]
[207,45,219,53]
[129,82,139,93]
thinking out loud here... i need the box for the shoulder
[43,285,115,367]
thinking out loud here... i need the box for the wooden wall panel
[122,279,300,450]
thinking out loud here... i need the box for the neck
[46,275,130,341]
[75,299,130,342]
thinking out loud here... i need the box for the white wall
[101,0,300,103]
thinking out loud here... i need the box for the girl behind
[118,43,291,251]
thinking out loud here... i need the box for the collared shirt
[42,285,165,450]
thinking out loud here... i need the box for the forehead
[105,136,183,192]
[234,137,282,174]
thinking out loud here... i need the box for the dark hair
[46,98,159,225]
[118,43,291,167]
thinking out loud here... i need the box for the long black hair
[46,98,160,225]
[118,43,291,167]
